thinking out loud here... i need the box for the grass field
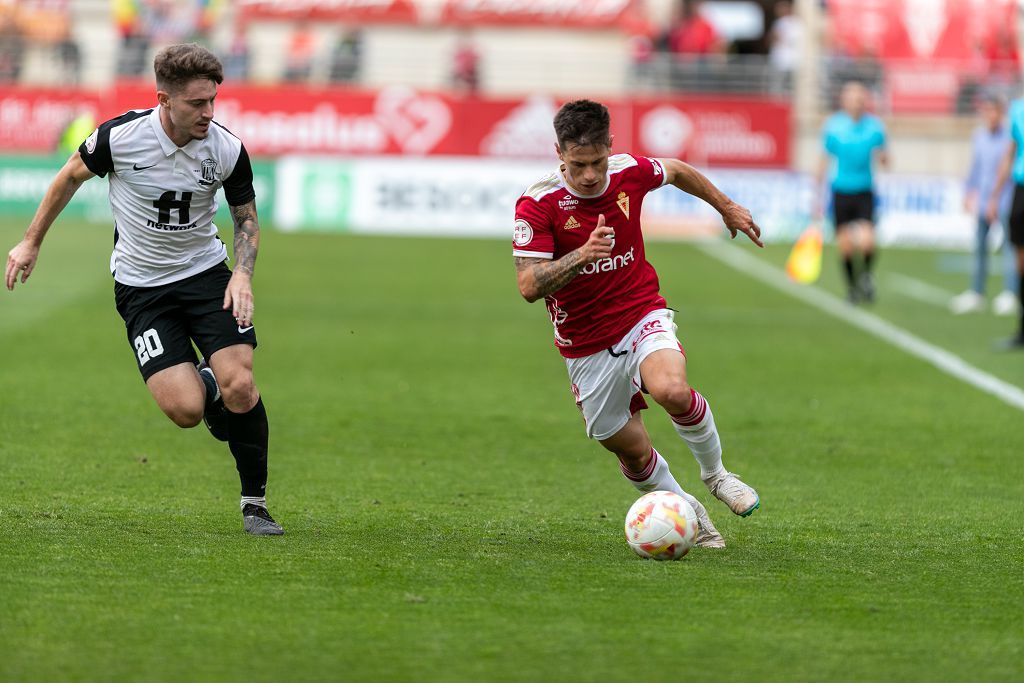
[1,221,1022,682]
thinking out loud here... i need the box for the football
[624,491,699,560]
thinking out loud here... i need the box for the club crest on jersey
[616,192,630,219]
[197,158,218,186]
[558,194,579,211]
[564,216,580,231]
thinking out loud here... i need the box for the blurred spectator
[952,94,1019,316]
[0,2,25,83]
[222,23,249,81]
[768,0,801,93]
[328,29,362,83]
[141,0,200,46]
[18,0,80,83]
[624,1,657,87]
[284,23,317,82]
[985,25,1021,90]
[667,0,722,58]
[113,0,148,77]
[451,32,479,94]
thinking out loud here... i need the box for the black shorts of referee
[832,190,876,229]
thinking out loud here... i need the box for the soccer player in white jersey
[513,100,762,547]
[4,44,283,535]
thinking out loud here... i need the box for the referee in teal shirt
[988,96,1024,348]
[816,81,889,303]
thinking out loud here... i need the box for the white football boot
[703,470,760,517]
[680,492,725,548]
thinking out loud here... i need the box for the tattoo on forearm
[230,200,259,275]
[515,251,585,298]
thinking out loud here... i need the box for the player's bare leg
[206,344,281,535]
[600,413,724,548]
[146,363,207,428]
[640,349,760,517]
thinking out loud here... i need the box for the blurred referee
[5,44,284,534]
[815,81,889,303]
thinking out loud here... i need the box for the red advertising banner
[0,84,791,168]
[237,0,636,27]
[440,0,637,28]
[237,0,418,23]
[827,0,1018,113]
[0,88,101,153]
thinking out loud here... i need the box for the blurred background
[0,0,1019,247]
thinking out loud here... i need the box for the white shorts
[566,308,683,441]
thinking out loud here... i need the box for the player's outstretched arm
[659,158,764,248]
[5,152,95,291]
[224,199,259,327]
[515,215,615,302]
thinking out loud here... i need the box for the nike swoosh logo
[238,325,254,333]
[133,162,157,170]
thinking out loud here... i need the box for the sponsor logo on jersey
[616,191,630,219]
[198,158,218,186]
[558,194,579,211]
[564,215,580,231]
[85,129,98,154]
[513,219,534,246]
[146,219,199,231]
[579,247,635,276]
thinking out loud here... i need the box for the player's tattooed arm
[229,200,260,276]
[514,215,615,302]
[515,253,586,302]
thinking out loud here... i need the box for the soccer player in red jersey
[513,100,763,547]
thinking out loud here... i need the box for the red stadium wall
[0,84,791,168]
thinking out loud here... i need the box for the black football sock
[227,397,269,498]
[842,256,857,288]
[863,249,875,273]
[1018,278,1024,339]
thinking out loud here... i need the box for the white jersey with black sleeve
[78,106,256,287]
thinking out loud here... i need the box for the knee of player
[165,404,204,429]
[218,372,256,409]
[651,380,693,414]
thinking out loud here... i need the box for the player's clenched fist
[580,214,615,264]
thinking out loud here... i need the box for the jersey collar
[149,106,205,159]
[558,165,609,199]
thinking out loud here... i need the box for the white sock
[240,496,267,510]
[670,388,725,480]
[620,448,703,511]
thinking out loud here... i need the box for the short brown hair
[554,99,611,150]
[154,43,224,93]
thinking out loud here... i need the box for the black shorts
[832,191,876,229]
[1008,184,1024,247]
[114,262,257,381]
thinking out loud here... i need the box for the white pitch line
[886,272,954,308]
[696,240,1024,412]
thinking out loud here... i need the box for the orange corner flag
[785,225,823,284]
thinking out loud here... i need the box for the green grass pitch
[1,221,1021,682]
